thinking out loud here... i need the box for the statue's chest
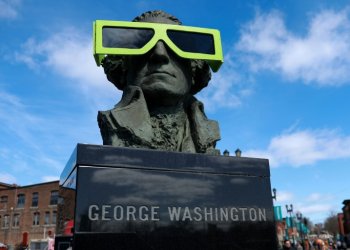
[150,114,187,151]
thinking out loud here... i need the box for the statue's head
[101,10,213,106]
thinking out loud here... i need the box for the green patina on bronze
[97,10,221,154]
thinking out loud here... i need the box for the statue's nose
[149,41,170,64]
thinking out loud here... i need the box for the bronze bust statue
[97,10,221,154]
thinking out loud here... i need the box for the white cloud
[307,193,334,202]
[307,193,323,202]
[0,90,43,148]
[0,88,75,183]
[0,84,101,146]
[0,0,20,19]
[42,176,59,182]
[236,8,350,85]
[273,192,337,223]
[245,128,350,167]
[274,191,336,222]
[0,173,16,184]
[198,52,254,112]
[276,191,294,202]
[14,27,120,108]
[298,204,334,214]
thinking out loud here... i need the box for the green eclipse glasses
[93,20,224,72]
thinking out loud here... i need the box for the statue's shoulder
[187,98,221,154]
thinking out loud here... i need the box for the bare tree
[323,211,339,236]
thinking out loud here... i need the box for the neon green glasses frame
[93,20,224,72]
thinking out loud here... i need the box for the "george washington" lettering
[88,205,267,222]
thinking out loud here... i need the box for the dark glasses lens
[102,27,154,49]
[167,30,215,54]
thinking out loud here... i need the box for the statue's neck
[148,103,185,117]
[147,97,189,117]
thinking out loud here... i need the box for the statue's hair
[132,10,182,24]
[103,10,211,95]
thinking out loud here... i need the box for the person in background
[296,241,303,250]
[283,240,297,250]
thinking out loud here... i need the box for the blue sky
[1,0,350,224]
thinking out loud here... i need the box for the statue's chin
[141,79,189,107]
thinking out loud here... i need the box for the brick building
[0,181,59,248]
[338,213,345,236]
[343,200,350,239]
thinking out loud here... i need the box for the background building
[0,181,59,249]
[343,200,350,242]
[338,213,345,236]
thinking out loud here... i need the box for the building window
[33,212,40,226]
[50,190,58,205]
[13,214,20,227]
[0,196,8,203]
[0,196,8,210]
[17,194,25,208]
[52,211,57,225]
[44,212,50,225]
[32,192,39,207]
[2,215,9,228]
[32,242,41,250]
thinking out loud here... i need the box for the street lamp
[272,188,277,200]
[285,204,295,244]
[223,150,230,156]
[286,204,293,215]
[296,211,302,220]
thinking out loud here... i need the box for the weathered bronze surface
[98,10,220,154]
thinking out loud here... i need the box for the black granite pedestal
[56,144,277,250]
